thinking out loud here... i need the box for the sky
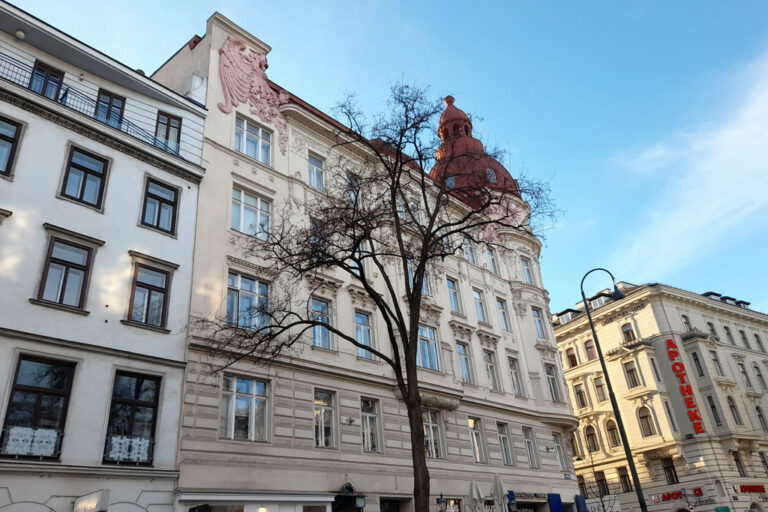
[15,0,768,313]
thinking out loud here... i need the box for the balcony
[103,434,154,464]
[0,50,183,160]
[0,426,62,459]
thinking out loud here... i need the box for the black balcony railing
[0,426,62,459]
[0,50,181,158]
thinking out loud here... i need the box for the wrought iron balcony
[0,50,181,158]
[0,426,62,459]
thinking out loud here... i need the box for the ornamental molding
[226,255,277,278]
[346,283,376,309]
[0,86,201,183]
[476,328,500,348]
[421,392,461,411]
[217,36,290,155]
[305,272,344,296]
[419,301,443,325]
[599,301,648,326]
[449,319,474,342]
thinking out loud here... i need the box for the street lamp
[580,268,648,512]
[436,493,447,512]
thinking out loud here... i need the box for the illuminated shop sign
[666,339,705,433]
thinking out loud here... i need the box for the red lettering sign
[666,338,706,434]
[740,485,766,493]
[662,488,703,501]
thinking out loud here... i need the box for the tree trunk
[405,394,430,512]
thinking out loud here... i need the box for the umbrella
[492,474,507,512]
[468,480,485,512]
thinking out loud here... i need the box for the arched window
[638,407,655,437]
[757,407,768,432]
[584,340,597,361]
[621,323,636,342]
[566,348,578,368]
[606,420,621,447]
[585,426,599,452]
[728,396,743,425]
[681,315,693,332]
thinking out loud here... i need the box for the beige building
[152,12,579,512]
[554,282,768,512]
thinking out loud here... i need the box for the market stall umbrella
[468,480,485,512]
[491,474,507,512]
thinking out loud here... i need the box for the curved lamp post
[580,268,648,512]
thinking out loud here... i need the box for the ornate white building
[151,12,579,512]
[554,282,768,512]
[0,3,205,511]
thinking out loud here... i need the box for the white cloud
[609,49,768,280]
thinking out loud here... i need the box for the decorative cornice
[449,319,474,342]
[346,283,376,309]
[43,223,105,246]
[476,327,500,348]
[226,255,277,278]
[304,272,344,296]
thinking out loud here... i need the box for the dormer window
[486,168,497,183]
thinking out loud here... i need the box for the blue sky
[17,0,768,313]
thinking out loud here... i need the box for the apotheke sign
[667,339,705,433]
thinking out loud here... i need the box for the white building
[152,12,579,512]
[0,3,205,511]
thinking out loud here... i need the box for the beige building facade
[152,13,580,512]
[554,282,768,512]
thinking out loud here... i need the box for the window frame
[0,114,22,177]
[618,467,632,493]
[574,384,587,409]
[520,257,533,284]
[522,426,539,469]
[140,177,179,235]
[483,350,500,392]
[308,153,324,191]
[487,247,499,275]
[360,397,380,453]
[446,277,462,313]
[456,342,473,384]
[219,375,269,442]
[37,237,94,310]
[473,289,487,324]
[28,60,63,100]
[728,396,743,425]
[710,351,724,377]
[606,420,620,447]
[416,324,440,371]
[508,357,526,398]
[584,340,597,361]
[94,88,126,128]
[423,409,443,459]
[313,388,336,449]
[545,364,562,402]
[691,351,704,377]
[733,451,748,477]
[235,116,272,166]
[624,361,641,388]
[497,422,515,466]
[594,378,607,402]
[621,323,636,342]
[463,237,475,264]
[127,263,171,328]
[496,298,510,331]
[532,307,547,339]
[585,425,599,452]
[60,146,109,209]
[226,271,269,331]
[155,111,182,154]
[707,395,722,426]
[468,416,487,463]
[553,432,567,471]
[231,187,271,241]
[638,407,655,437]
[662,457,679,484]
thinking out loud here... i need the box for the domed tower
[430,96,520,205]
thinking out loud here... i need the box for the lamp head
[611,284,625,300]
[436,493,447,512]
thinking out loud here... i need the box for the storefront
[179,492,336,512]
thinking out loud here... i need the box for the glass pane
[17,359,72,390]
[231,199,241,230]
[220,393,231,436]
[0,140,11,172]
[137,267,166,288]
[83,174,101,205]
[261,131,271,142]
[159,203,173,231]
[235,125,243,152]
[113,374,138,399]
[239,294,255,329]
[6,391,36,425]
[253,380,266,396]
[0,119,18,138]
[261,141,270,165]
[245,134,258,159]
[240,276,256,293]
[133,405,155,438]
[226,289,238,325]
[72,151,104,173]
[44,77,60,100]
[52,242,88,265]
[61,268,83,306]
[148,181,175,201]
[234,396,250,440]
[144,197,159,226]
[131,287,149,323]
[243,191,258,207]
[147,290,165,326]
[42,263,65,302]
[37,395,65,428]
[243,205,259,235]
[64,167,84,198]
[236,378,252,394]
[253,397,266,440]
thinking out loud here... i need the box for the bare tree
[578,450,623,512]
[193,82,555,511]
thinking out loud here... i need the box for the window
[231,188,270,240]
[487,247,499,275]
[724,326,735,345]
[509,358,526,397]
[520,257,533,284]
[545,365,561,402]
[468,417,487,463]
[591,297,606,309]
[311,298,331,349]
[483,350,500,391]
[707,395,722,426]
[423,410,442,458]
[313,389,335,448]
[155,112,182,153]
[584,340,597,361]
[496,298,510,331]
[235,117,271,165]
[738,363,752,388]
[566,348,578,368]
[39,239,92,309]
[407,261,430,296]
[624,361,640,388]
[606,420,620,447]
[463,237,475,264]
[574,384,587,409]
[522,427,539,468]
[595,471,609,497]
[226,272,268,330]
[0,115,21,176]
[638,407,655,437]
[621,323,636,342]
[756,365,768,390]
[220,375,268,442]
[95,89,125,128]
[711,351,724,377]
[28,60,63,100]
[128,265,170,327]
[577,476,588,498]
[361,398,379,453]
[553,433,567,471]
[532,307,547,339]
[662,457,679,484]
[486,168,497,183]
[473,289,487,323]
[755,334,766,353]
[707,321,718,338]
[447,278,461,313]
[681,314,693,332]
[141,179,178,234]
[691,352,704,377]
[733,451,748,477]
[104,372,159,464]
[355,312,373,359]
[570,434,581,458]
[307,154,324,191]
[664,400,678,431]
[618,467,632,493]
[585,426,598,452]
[594,378,607,402]
[416,325,439,371]
[0,356,74,458]
[760,452,768,476]
[740,329,750,349]
[61,148,107,208]
[728,396,743,425]
[758,407,768,432]
[650,357,661,381]
[457,343,473,384]
[493,423,513,467]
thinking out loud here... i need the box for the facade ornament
[217,37,290,155]
[346,283,375,309]
[449,319,474,341]
[305,272,344,296]
[476,328,500,348]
